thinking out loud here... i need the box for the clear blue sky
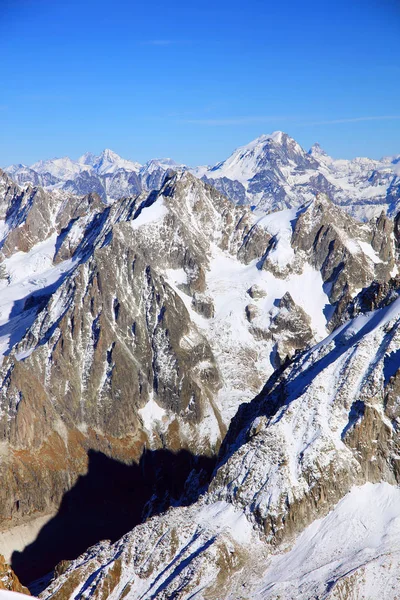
[1,0,400,166]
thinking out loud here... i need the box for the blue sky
[1,0,400,166]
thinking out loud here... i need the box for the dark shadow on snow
[0,281,66,358]
[383,348,400,385]
[11,448,215,593]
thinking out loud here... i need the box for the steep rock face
[202,175,248,205]
[266,292,314,367]
[0,170,104,256]
[3,238,222,449]
[40,292,400,600]
[330,274,400,330]
[0,556,30,595]
[291,194,395,302]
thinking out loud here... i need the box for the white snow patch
[196,501,254,545]
[14,347,35,361]
[257,482,400,598]
[345,238,360,254]
[0,235,77,362]
[165,268,188,286]
[167,244,329,425]
[4,234,58,284]
[207,247,329,340]
[358,240,382,264]
[256,206,298,267]
[131,197,168,230]
[138,394,167,431]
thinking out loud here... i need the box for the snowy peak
[25,148,142,180]
[141,157,184,174]
[195,133,400,217]
[30,156,92,180]
[308,142,329,158]
[4,163,27,175]
[78,151,97,166]
[205,131,315,185]
[243,131,292,147]
[91,148,142,174]
[99,148,120,161]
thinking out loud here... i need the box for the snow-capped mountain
[84,149,142,175]
[5,150,182,203]
[5,133,400,217]
[0,150,399,597]
[197,132,400,218]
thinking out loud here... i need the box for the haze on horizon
[1,0,399,166]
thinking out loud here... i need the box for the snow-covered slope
[256,482,400,599]
[41,283,400,599]
[39,483,400,600]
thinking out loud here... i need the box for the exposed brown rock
[0,554,30,595]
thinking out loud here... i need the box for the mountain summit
[90,148,141,175]
[308,141,329,158]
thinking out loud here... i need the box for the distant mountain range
[5,132,400,219]
[5,149,184,206]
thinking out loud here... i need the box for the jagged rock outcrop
[266,292,314,367]
[0,170,104,256]
[331,274,400,330]
[291,193,395,302]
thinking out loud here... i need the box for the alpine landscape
[1,1,400,599]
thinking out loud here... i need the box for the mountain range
[5,132,400,219]
[0,133,399,599]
